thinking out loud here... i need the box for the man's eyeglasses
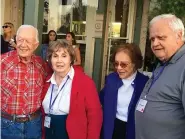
[2,25,10,28]
[113,61,131,69]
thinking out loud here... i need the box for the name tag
[44,116,51,128]
[136,99,148,113]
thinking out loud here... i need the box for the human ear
[33,42,39,50]
[176,31,182,40]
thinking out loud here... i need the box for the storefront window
[42,0,87,67]
[43,0,86,35]
[43,0,49,33]
[110,0,129,38]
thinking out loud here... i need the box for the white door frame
[84,6,97,77]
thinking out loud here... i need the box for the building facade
[1,0,150,90]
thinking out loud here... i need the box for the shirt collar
[122,71,137,85]
[169,43,185,64]
[47,66,74,84]
[158,43,185,65]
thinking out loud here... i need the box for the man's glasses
[113,61,131,69]
[2,25,10,28]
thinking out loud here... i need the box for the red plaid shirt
[1,51,51,115]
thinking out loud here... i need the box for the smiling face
[149,19,182,62]
[16,27,38,60]
[51,47,72,75]
[114,51,135,79]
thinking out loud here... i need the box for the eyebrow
[115,60,131,63]
[150,35,167,39]
[17,37,35,41]
[53,49,68,54]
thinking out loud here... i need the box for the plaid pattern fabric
[1,51,50,115]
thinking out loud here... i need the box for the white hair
[16,25,39,42]
[149,14,185,41]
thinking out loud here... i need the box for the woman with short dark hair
[100,43,149,139]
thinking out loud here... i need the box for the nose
[22,40,26,47]
[152,38,159,47]
[117,64,122,70]
[57,56,63,62]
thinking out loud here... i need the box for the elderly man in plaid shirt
[1,25,51,139]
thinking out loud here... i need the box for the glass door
[42,0,97,74]
[42,0,89,68]
[101,0,137,87]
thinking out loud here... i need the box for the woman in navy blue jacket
[100,43,149,139]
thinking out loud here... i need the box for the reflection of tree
[115,0,129,37]
[120,0,129,37]
[43,0,49,32]
[44,1,49,9]
[73,0,86,21]
[72,0,86,35]
[57,13,71,33]
[44,0,49,14]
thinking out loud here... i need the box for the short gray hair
[149,14,185,41]
[16,25,39,42]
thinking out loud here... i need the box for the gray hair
[16,25,39,42]
[149,14,185,41]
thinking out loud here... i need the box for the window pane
[43,0,49,33]
[42,0,86,35]
[110,0,130,38]
[72,0,86,35]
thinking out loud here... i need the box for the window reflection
[43,0,86,35]
[42,0,87,68]
[43,0,49,33]
[110,0,129,38]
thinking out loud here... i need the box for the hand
[9,39,16,48]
